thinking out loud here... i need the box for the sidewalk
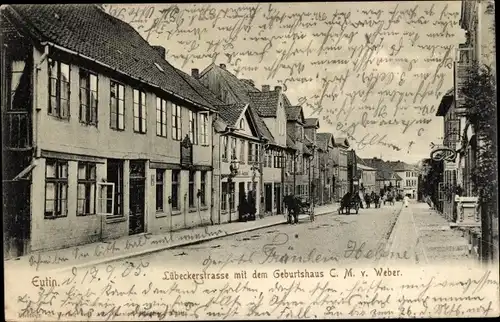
[5,203,339,273]
[383,201,474,265]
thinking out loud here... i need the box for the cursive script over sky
[104,2,465,163]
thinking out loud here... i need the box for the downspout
[33,45,48,158]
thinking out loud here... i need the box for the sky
[106,1,466,164]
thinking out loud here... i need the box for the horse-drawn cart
[338,193,360,215]
[284,195,315,223]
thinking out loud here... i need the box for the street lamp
[227,159,240,223]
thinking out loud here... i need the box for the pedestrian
[403,194,410,208]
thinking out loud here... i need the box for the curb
[52,210,336,272]
[377,204,405,265]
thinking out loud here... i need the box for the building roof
[436,88,454,117]
[286,106,303,122]
[247,90,281,117]
[303,145,312,155]
[198,62,277,143]
[282,94,292,107]
[304,118,319,128]
[386,160,418,171]
[246,104,275,144]
[216,103,247,127]
[362,157,406,181]
[199,63,260,103]
[358,164,376,171]
[316,132,334,151]
[4,4,222,111]
[334,137,350,148]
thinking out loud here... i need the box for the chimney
[152,45,166,60]
[262,85,270,92]
[191,68,199,79]
[220,63,226,69]
[275,86,282,92]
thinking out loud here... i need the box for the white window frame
[199,111,209,145]
[97,182,115,217]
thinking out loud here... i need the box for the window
[229,182,235,211]
[110,81,125,130]
[172,103,182,140]
[188,110,198,144]
[156,98,167,137]
[107,160,123,217]
[171,170,180,210]
[48,59,70,119]
[248,142,254,163]
[156,169,164,212]
[133,89,147,133]
[255,145,260,163]
[200,171,207,206]
[240,139,245,164]
[221,182,228,211]
[189,171,195,208]
[45,160,68,218]
[230,138,237,160]
[77,162,97,215]
[240,118,245,130]
[79,70,98,126]
[222,136,228,161]
[8,60,28,110]
[200,113,208,145]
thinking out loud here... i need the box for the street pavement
[99,202,405,269]
[382,200,474,266]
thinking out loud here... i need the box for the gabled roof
[282,94,292,107]
[316,133,334,151]
[286,106,304,123]
[303,145,312,155]
[199,63,260,103]
[4,4,222,111]
[304,118,320,129]
[247,103,275,144]
[248,90,281,117]
[334,137,350,148]
[198,62,277,143]
[217,103,247,128]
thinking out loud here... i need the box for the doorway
[265,183,272,212]
[274,183,281,214]
[129,161,145,235]
[3,180,31,259]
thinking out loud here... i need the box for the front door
[3,180,31,259]
[265,183,272,212]
[129,161,145,235]
[275,183,281,214]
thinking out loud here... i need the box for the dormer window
[239,119,245,130]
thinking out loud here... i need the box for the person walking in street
[403,194,410,208]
